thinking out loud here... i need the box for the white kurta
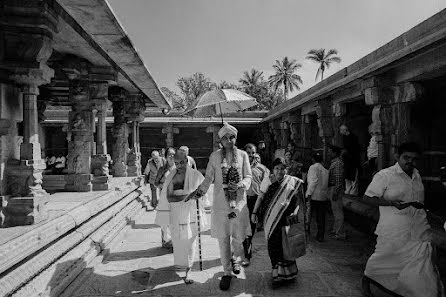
[199,148,252,241]
[364,163,443,297]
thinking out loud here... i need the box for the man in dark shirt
[328,145,346,240]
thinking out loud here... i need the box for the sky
[107,0,445,98]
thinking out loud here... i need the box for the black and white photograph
[0,0,445,296]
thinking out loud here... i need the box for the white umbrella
[182,89,258,124]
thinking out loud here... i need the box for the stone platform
[0,176,149,297]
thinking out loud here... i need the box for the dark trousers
[149,183,158,208]
[243,195,257,260]
[310,200,328,239]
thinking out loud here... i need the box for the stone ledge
[0,192,140,295]
[11,199,143,297]
[0,179,141,275]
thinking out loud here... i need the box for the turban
[218,122,238,139]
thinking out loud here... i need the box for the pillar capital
[0,1,60,87]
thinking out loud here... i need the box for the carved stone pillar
[287,112,301,148]
[65,79,94,192]
[206,125,220,151]
[316,100,334,162]
[110,87,129,177]
[280,120,290,148]
[125,95,144,177]
[364,81,422,170]
[332,102,347,147]
[90,85,112,190]
[272,120,282,149]
[162,124,179,148]
[0,1,59,226]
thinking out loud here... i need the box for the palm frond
[326,56,341,63]
[325,49,339,58]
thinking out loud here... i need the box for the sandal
[219,275,232,291]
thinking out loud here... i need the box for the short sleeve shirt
[365,162,427,239]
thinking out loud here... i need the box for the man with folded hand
[187,122,252,291]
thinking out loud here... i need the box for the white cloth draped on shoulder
[155,166,210,232]
[154,166,210,269]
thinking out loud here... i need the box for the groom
[187,122,252,291]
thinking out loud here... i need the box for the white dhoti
[155,166,209,269]
[364,208,443,297]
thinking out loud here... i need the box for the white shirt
[365,162,428,239]
[305,162,329,201]
[367,135,378,159]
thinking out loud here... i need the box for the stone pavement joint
[62,208,376,297]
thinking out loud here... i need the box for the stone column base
[91,154,112,191]
[1,196,49,227]
[92,175,112,191]
[113,162,128,177]
[127,152,141,177]
[65,174,93,192]
[6,159,48,197]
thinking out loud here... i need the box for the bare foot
[184,269,194,285]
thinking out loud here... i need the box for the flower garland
[221,146,241,209]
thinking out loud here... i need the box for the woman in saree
[251,157,306,288]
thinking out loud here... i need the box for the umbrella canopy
[182,89,258,123]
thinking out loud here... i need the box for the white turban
[218,122,238,139]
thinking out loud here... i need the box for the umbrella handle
[219,102,224,125]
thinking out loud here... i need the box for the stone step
[12,202,144,297]
[0,177,146,296]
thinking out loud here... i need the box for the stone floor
[61,207,380,297]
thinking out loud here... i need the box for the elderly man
[187,122,252,291]
[156,150,209,284]
[361,142,443,297]
[144,151,165,208]
[178,146,197,170]
[243,144,270,266]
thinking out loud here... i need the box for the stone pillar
[109,87,129,177]
[127,120,144,177]
[272,120,282,149]
[280,120,290,148]
[162,124,179,148]
[0,1,59,226]
[364,81,423,170]
[126,95,145,177]
[287,112,302,148]
[90,86,112,190]
[206,125,220,151]
[332,102,347,147]
[316,99,334,163]
[65,79,94,192]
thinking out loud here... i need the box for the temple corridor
[60,204,380,297]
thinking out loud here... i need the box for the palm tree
[268,57,303,101]
[239,68,264,95]
[306,48,341,81]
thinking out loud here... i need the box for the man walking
[361,142,443,297]
[243,144,270,266]
[187,122,252,291]
[144,150,165,208]
[328,145,346,240]
[306,152,329,242]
